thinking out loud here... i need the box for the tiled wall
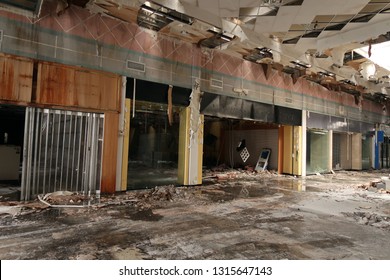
[0,1,387,125]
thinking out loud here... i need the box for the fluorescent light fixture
[355,41,390,71]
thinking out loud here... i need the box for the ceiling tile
[340,0,372,14]
[289,24,307,31]
[360,3,388,13]
[219,0,240,17]
[198,0,220,16]
[254,16,276,32]
[331,14,355,23]
[313,15,335,23]
[295,37,317,50]
[180,0,198,5]
[239,0,261,8]
[272,6,300,31]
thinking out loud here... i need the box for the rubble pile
[203,165,280,181]
[358,178,390,194]
[135,185,176,202]
[347,212,390,230]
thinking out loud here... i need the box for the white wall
[228,129,279,170]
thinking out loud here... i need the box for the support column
[301,110,307,177]
[282,126,293,174]
[374,129,384,169]
[278,125,284,174]
[282,125,302,176]
[178,79,204,186]
[293,125,302,176]
[120,99,131,191]
[352,133,363,170]
[116,76,126,191]
[328,130,333,172]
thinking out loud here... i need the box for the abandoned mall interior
[2,0,390,261]
[1,0,390,199]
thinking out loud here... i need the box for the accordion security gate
[21,108,104,201]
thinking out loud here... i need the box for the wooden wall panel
[37,63,75,105]
[37,62,121,112]
[0,54,33,102]
[101,112,119,193]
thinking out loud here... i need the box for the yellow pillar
[283,126,293,174]
[293,126,302,176]
[120,98,131,191]
[282,125,302,176]
[178,107,204,185]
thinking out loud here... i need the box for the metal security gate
[21,108,104,201]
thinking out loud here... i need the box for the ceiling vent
[126,60,145,72]
[210,79,223,89]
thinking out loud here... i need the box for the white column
[301,110,307,177]
[328,130,333,172]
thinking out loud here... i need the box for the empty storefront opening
[127,101,180,189]
[203,118,279,171]
[0,105,25,192]
[126,78,191,189]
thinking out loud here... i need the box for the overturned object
[236,139,250,163]
[255,148,271,172]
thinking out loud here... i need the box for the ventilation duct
[198,29,235,48]
[137,2,193,32]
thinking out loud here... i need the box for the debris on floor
[346,212,390,230]
[358,177,390,194]
[1,169,390,260]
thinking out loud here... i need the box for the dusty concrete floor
[1,170,390,260]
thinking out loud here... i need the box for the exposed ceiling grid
[272,6,301,32]
[11,0,387,99]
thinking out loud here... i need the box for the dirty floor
[1,170,390,260]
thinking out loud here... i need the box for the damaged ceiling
[16,0,390,103]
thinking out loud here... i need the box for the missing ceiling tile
[351,13,376,23]
[325,23,347,31]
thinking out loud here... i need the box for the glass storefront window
[127,101,180,189]
[306,130,329,174]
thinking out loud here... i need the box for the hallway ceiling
[69,1,390,101]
